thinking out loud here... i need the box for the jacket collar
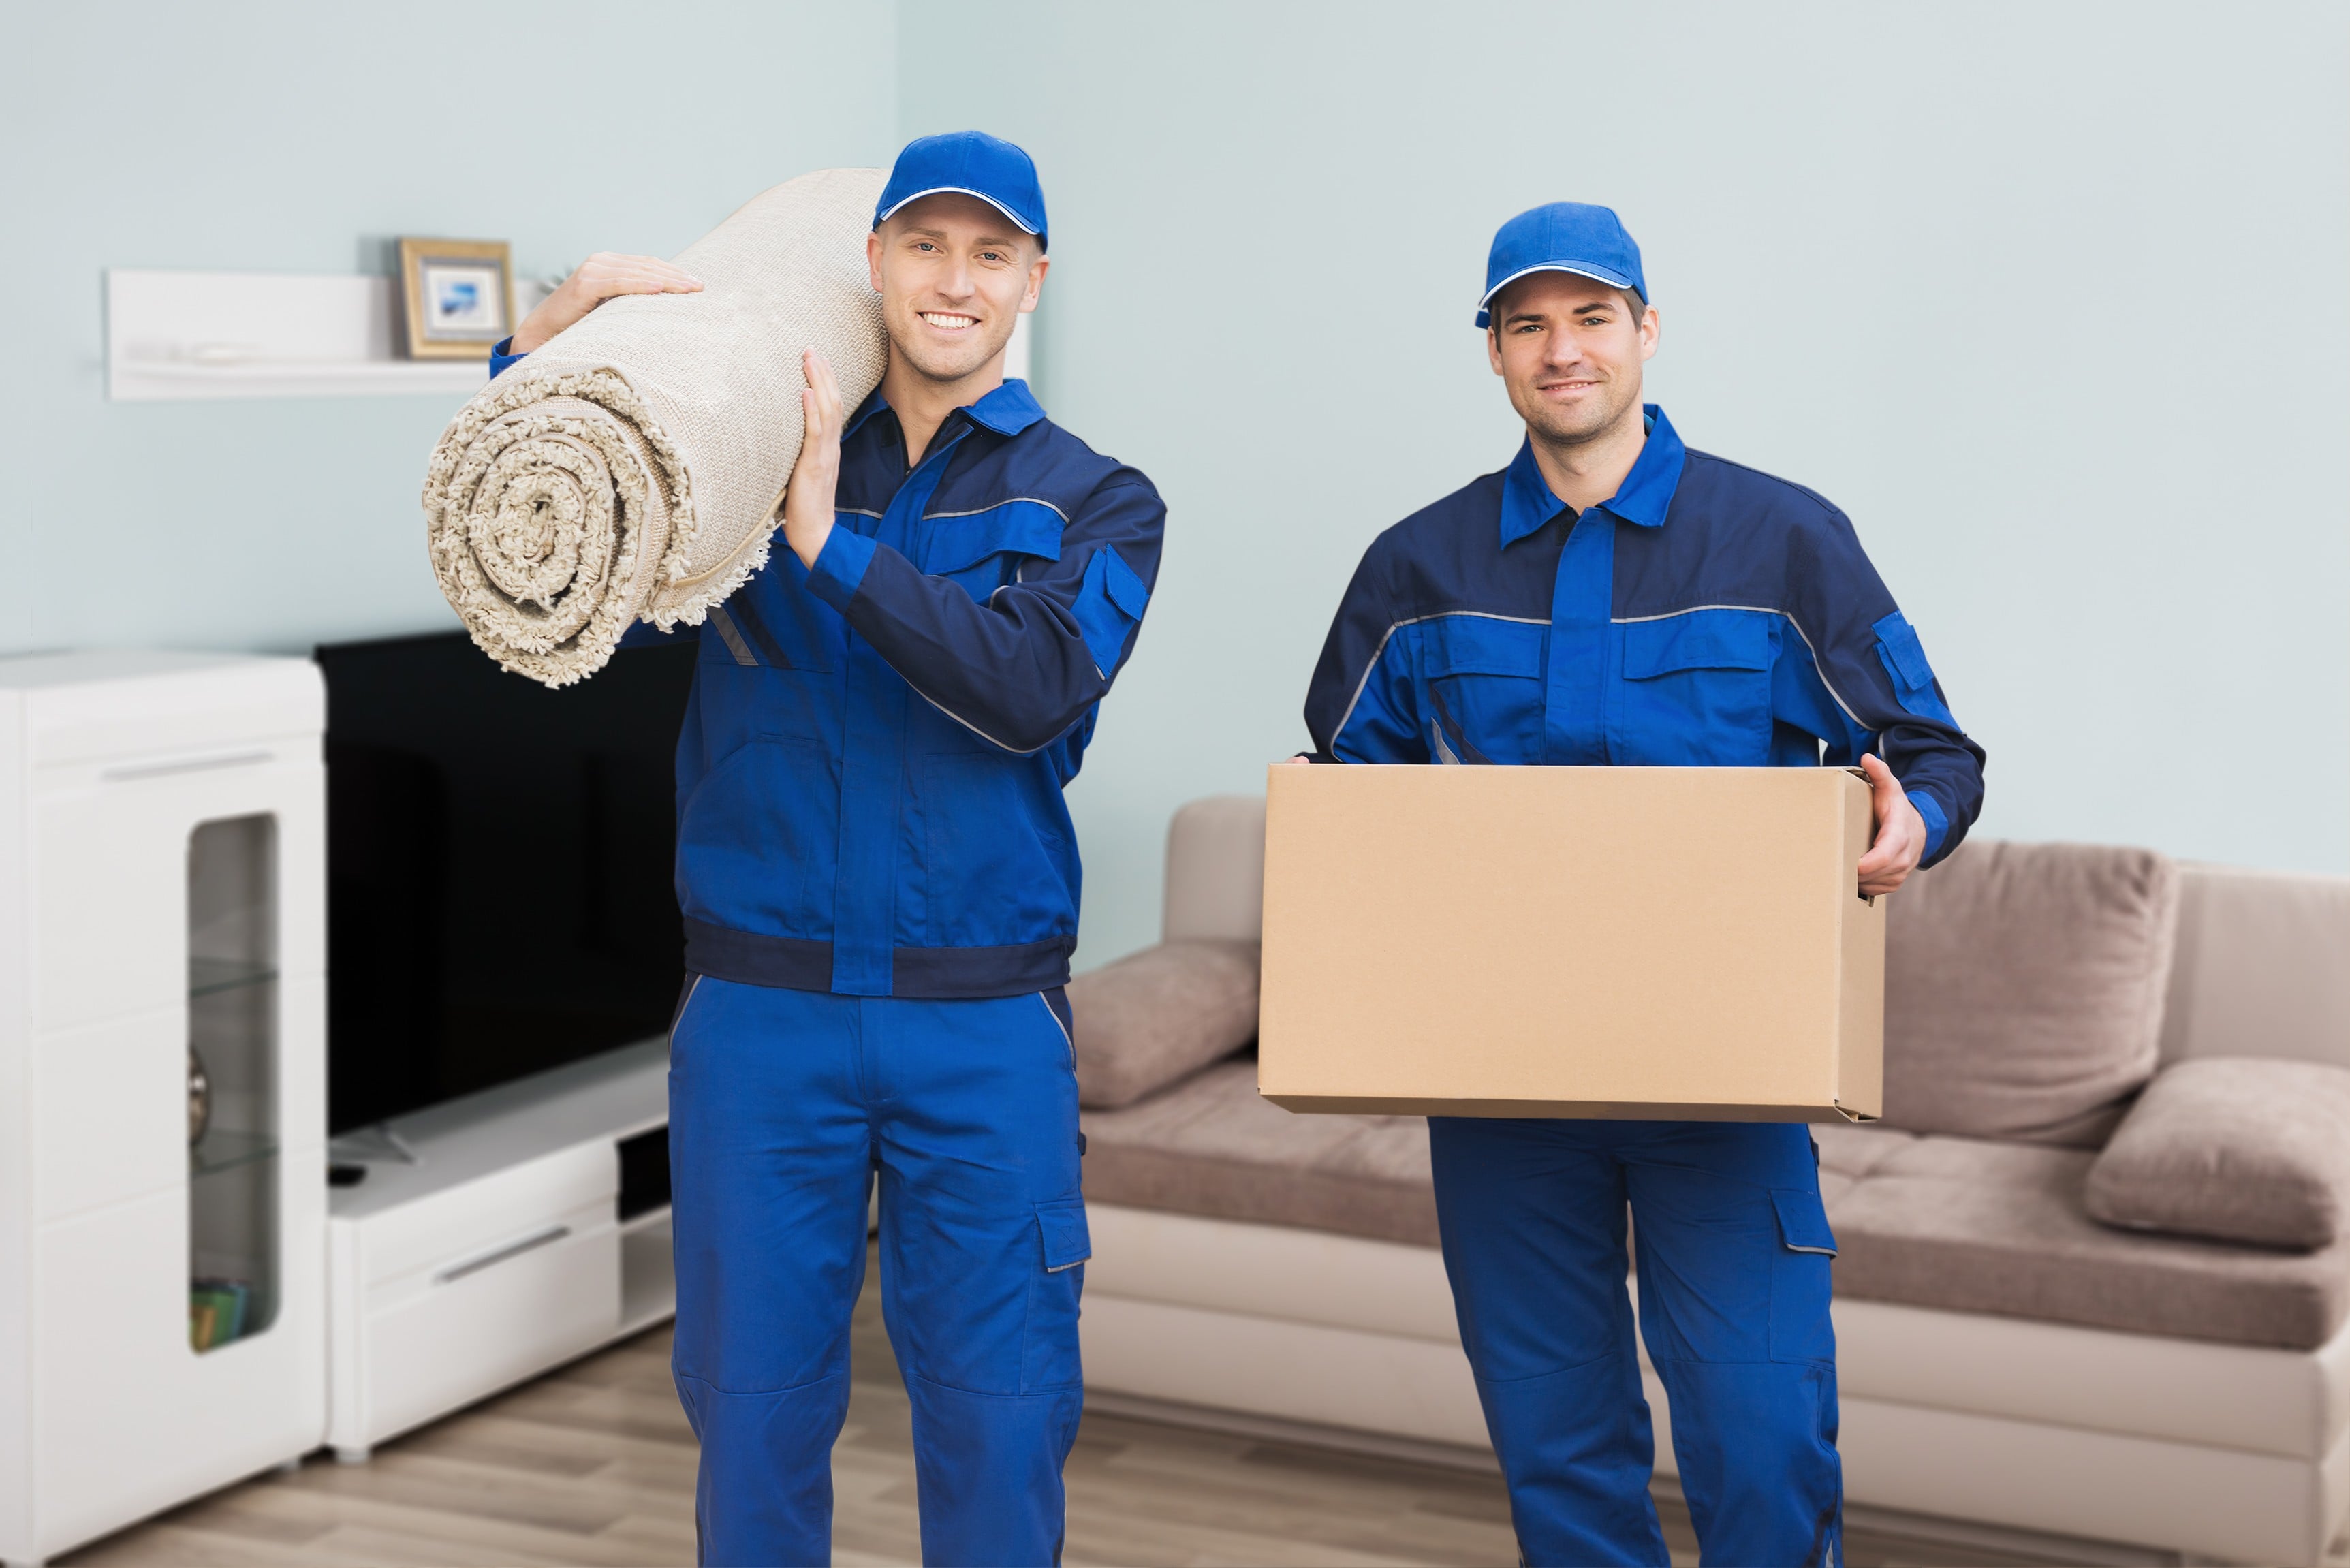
[1498,403,1687,548]
[843,375,1048,443]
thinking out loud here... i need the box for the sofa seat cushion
[2086,1056,2350,1250]
[1830,1133,2349,1350]
[1811,1123,1920,1206]
[1080,1061,1437,1246]
[1067,939,1262,1109]
[1883,840,2178,1147]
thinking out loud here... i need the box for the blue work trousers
[1428,1118,1842,1567]
[668,977,1088,1567]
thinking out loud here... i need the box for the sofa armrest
[2085,1056,2350,1249]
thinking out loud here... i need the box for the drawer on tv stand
[346,1141,618,1292]
[350,1197,621,1447]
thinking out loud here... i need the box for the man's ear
[1638,304,1661,362]
[1020,254,1051,313]
[867,229,885,294]
[1486,324,1505,376]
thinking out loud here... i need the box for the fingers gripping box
[1257,764,1884,1123]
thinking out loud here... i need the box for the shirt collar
[843,376,1048,444]
[965,376,1046,435]
[1497,403,1689,548]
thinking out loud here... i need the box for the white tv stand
[325,1038,673,1462]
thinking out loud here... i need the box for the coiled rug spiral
[422,166,889,686]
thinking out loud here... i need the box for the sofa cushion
[1080,1061,1437,1246]
[1883,839,2178,1148]
[1067,939,1260,1109]
[2085,1057,2350,1250]
[1810,1123,1921,1209]
[1829,1133,2348,1349]
[1084,1065,2348,1349]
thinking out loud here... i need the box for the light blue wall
[902,1,2350,967]
[9,5,2343,974]
[0,1,898,655]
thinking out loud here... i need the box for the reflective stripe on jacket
[1302,404,1983,864]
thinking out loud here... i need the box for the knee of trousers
[905,1375,1083,1568]
[1473,1354,1656,1497]
[1654,1360,1841,1514]
[676,1369,851,1568]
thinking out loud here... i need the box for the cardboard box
[1257,764,1883,1123]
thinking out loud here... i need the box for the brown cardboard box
[1257,764,1883,1123]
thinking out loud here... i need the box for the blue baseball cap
[1475,202,1646,328]
[874,131,1048,252]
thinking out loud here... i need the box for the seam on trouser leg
[674,1365,852,1400]
[1806,1488,1840,1568]
[1469,1345,1633,1386]
[905,1368,1083,1400]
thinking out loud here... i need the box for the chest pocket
[1614,608,1776,765]
[919,500,1065,601]
[1420,615,1545,765]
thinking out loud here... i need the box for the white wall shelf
[106,270,491,402]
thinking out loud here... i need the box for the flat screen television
[317,629,696,1135]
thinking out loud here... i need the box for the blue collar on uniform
[842,376,1048,444]
[965,376,1046,435]
[1498,403,1689,548]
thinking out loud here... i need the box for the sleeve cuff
[1907,788,1949,863]
[806,525,877,612]
[488,336,525,379]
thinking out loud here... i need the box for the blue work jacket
[490,345,1165,997]
[1303,405,1984,862]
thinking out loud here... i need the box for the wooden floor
[65,1268,2140,1568]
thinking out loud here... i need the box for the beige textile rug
[422,166,889,686]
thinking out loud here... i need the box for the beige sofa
[1071,796,2350,1565]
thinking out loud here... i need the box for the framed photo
[397,238,512,359]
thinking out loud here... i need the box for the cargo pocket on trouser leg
[1772,1187,1843,1566]
[1023,1197,1090,1394]
[1768,1188,1838,1365]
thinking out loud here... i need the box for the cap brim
[1474,262,1641,327]
[874,186,1041,236]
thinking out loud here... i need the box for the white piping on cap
[1477,261,1640,315]
[875,186,1041,234]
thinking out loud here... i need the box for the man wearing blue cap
[501,131,1163,1566]
[1296,205,1986,1565]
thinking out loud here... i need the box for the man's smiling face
[1486,271,1658,449]
[868,192,1047,386]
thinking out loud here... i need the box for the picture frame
[396,237,512,359]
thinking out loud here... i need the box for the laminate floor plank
[61,1248,2137,1568]
[226,1499,663,1568]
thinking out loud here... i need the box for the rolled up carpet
[422,166,889,687]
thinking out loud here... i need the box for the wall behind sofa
[0,1,898,656]
[901,0,2350,967]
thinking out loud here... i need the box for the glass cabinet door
[187,813,279,1352]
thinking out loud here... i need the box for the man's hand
[509,253,702,353]
[1855,753,1927,896]
[782,349,843,569]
